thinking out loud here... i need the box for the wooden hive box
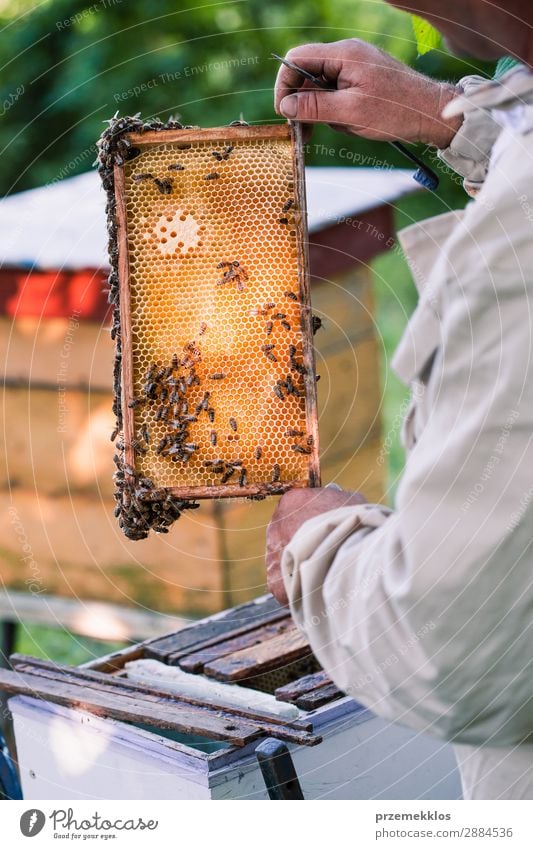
[4,595,461,800]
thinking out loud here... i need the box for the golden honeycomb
[120,128,317,493]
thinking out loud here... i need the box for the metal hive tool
[97,117,320,539]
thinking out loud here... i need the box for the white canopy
[0,167,416,271]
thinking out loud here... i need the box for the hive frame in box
[108,120,319,511]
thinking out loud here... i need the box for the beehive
[98,118,319,538]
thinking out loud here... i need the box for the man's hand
[266,486,366,606]
[274,39,462,148]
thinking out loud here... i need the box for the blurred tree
[0,0,493,196]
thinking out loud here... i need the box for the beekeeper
[267,0,533,800]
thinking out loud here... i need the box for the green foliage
[411,15,441,55]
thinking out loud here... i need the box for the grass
[8,170,468,666]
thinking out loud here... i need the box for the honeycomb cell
[120,130,317,493]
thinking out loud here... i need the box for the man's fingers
[278,88,362,129]
[273,44,343,113]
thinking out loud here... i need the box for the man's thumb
[279,94,300,118]
[279,90,345,123]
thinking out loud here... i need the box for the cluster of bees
[112,454,198,540]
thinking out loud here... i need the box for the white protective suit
[281,66,533,800]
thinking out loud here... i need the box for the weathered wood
[295,683,343,711]
[292,120,320,488]
[6,655,320,746]
[204,626,311,683]
[179,616,292,673]
[0,667,259,746]
[114,164,135,481]
[126,124,292,146]
[143,482,300,501]
[145,596,284,662]
[10,655,317,738]
[275,670,332,703]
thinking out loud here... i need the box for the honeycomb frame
[112,121,320,504]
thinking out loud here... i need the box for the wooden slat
[292,120,320,488]
[10,655,318,741]
[145,596,284,662]
[114,164,135,482]
[126,124,292,146]
[178,616,292,673]
[295,683,343,711]
[204,626,311,682]
[275,670,332,703]
[0,667,259,746]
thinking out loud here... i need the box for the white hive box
[8,596,461,800]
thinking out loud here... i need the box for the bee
[110,427,119,442]
[286,428,304,437]
[208,407,215,422]
[239,468,247,487]
[273,384,285,400]
[266,321,273,335]
[272,463,281,483]
[128,398,145,408]
[282,199,294,212]
[131,439,148,456]
[229,417,238,432]
[168,163,184,170]
[205,459,223,467]
[271,313,287,320]
[176,142,192,150]
[199,322,208,335]
[208,373,226,380]
[307,435,314,446]
[171,353,179,369]
[133,173,154,182]
[280,320,291,331]
[210,430,217,446]
[227,460,243,468]
[153,177,173,194]
[292,444,311,454]
[140,424,150,444]
[261,343,277,363]
[221,467,235,483]
[183,442,199,452]
[254,446,262,460]
[205,172,220,180]
[284,291,298,301]
[312,315,323,334]
[279,217,289,225]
